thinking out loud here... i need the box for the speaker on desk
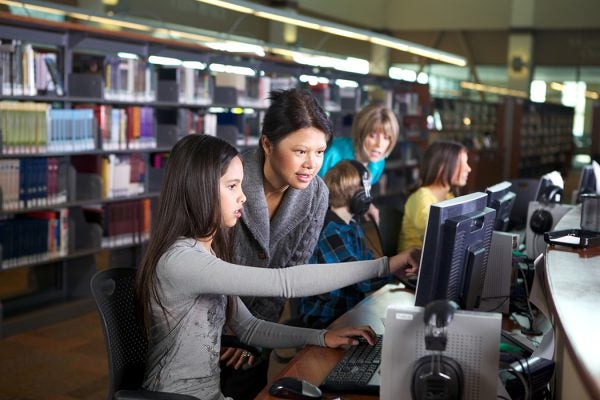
[411,300,464,400]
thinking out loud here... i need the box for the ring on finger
[241,351,251,358]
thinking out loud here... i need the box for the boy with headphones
[298,160,419,328]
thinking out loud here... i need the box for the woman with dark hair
[397,140,471,252]
[135,134,419,400]
[221,88,334,398]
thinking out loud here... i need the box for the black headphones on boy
[411,299,464,400]
[348,160,372,216]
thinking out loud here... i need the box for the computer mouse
[268,376,322,399]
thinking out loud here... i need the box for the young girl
[135,134,419,399]
[398,140,471,252]
[318,103,399,223]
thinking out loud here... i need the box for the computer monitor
[575,163,599,203]
[534,170,563,204]
[414,192,496,310]
[485,181,516,232]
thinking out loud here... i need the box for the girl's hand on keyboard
[323,325,376,347]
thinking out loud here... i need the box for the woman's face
[362,123,392,163]
[220,156,246,228]
[451,150,471,187]
[263,127,328,190]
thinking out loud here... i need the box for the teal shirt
[319,137,385,184]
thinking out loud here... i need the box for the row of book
[0,40,63,97]
[100,154,146,199]
[96,54,156,102]
[0,208,69,269]
[0,102,96,154]
[0,157,69,211]
[89,104,156,150]
[82,199,151,248]
[0,102,157,154]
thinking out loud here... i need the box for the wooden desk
[543,205,600,399]
[255,284,415,400]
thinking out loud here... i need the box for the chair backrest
[91,267,148,400]
[377,204,404,257]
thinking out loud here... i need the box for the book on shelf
[178,67,213,105]
[0,101,50,154]
[100,153,145,199]
[0,40,64,97]
[0,208,68,269]
[95,199,151,248]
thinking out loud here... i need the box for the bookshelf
[501,98,575,179]
[428,97,504,192]
[0,12,429,336]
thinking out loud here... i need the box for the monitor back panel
[380,305,501,400]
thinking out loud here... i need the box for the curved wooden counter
[544,205,600,399]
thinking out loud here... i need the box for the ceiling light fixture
[460,81,528,98]
[193,0,467,66]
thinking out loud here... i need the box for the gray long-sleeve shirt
[142,238,389,400]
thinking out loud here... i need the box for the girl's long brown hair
[135,134,239,332]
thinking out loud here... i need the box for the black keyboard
[319,334,383,394]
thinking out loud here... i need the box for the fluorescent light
[205,41,265,56]
[389,67,416,82]
[335,79,359,88]
[209,63,256,76]
[1,0,66,16]
[320,26,370,41]
[194,0,253,14]
[182,61,207,70]
[148,55,182,66]
[254,11,321,30]
[370,36,409,52]
[530,80,546,103]
[68,12,152,31]
[460,81,528,98]
[118,52,139,59]
[299,75,329,85]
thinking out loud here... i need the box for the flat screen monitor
[534,170,563,204]
[414,192,496,310]
[485,181,516,232]
[575,164,598,203]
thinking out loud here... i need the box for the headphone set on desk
[348,160,372,216]
[411,299,464,400]
[529,185,564,236]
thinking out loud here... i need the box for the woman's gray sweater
[234,148,329,322]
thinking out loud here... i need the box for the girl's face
[264,127,328,190]
[451,150,471,187]
[362,123,392,163]
[220,156,246,228]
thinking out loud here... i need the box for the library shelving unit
[429,97,504,192]
[0,12,428,336]
[378,81,431,197]
[500,97,575,179]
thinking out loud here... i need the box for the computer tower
[476,230,519,314]
[525,201,573,260]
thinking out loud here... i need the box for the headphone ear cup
[349,190,371,216]
[530,208,554,234]
[411,355,464,400]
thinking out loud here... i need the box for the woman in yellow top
[398,140,472,252]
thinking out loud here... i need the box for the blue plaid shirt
[298,209,392,328]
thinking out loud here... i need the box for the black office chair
[376,204,404,257]
[91,268,259,400]
[91,267,198,400]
